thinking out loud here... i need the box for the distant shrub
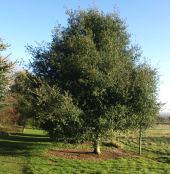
[0,96,19,133]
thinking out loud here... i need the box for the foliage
[24,9,159,153]
[127,63,159,154]
[129,63,159,129]
[12,71,83,140]
[33,80,83,142]
[12,71,36,127]
[0,39,17,132]
[0,96,19,132]
[0,39,13,105]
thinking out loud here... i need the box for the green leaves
[23,9,159,147]
[0,40,13,104]
[31,80,83,142]
[130,63,159,128]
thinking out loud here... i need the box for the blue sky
[0,0,170,111]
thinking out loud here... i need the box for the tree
[0,39,17,133]
[0,96,19,133]
[129,63,159,155]
[11,71,35,128]
[0,39,13,105]
[27,9,159,154]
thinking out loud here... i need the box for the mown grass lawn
[0,125,169,174]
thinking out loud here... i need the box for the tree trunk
[139,127,142,155]
[93,139,101,155]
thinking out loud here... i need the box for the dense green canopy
[17,9,159,154]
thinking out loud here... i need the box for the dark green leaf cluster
[33,81,83,142]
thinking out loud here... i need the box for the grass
[0,125,169,174]
[119,125,170,165]
[0,128,51,174]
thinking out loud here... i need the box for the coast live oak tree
[26,9,159,154]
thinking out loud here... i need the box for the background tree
[25,9,159,154]
[129,63,159,155]
[11,71,38,129]
[0,39,13,105]
[0,39,18,133]
[0,96,19,133]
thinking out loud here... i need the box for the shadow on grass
[102,142,121,148]
[14,132,48,137]
[22,166,34,174]
[156,156,170,163]
[143,136,170,143]
[0,133,50,143]
[119,136,170,159]
[142,137,170,156]
[0,132,58,174]
[0,133,51,157]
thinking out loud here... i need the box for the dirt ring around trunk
[48,148,131,161]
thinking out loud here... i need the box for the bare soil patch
[48,148,131,161]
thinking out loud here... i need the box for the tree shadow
[0,132,57,173]
[0,133,51,157]
[0,133,50,143]
[14,132,48,137]
[142,137,170,156]
[143,136,170,144]
[155,156,170,163]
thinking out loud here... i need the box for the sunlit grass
[0,126,169,173]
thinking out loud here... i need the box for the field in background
[0,125,169,174]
